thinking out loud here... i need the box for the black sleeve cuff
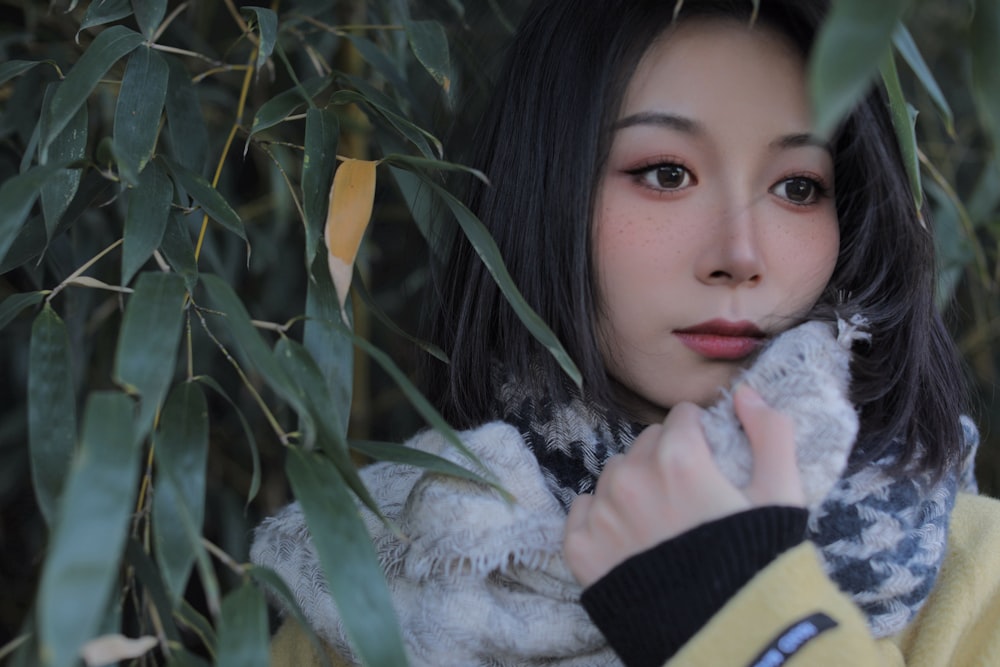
[580,505,809,667]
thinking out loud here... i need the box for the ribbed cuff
[580,505,809,667]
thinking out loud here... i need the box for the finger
[656,401,715,469]
[565,493,594,535]
[624,422,664,461]
[734,385,805,507]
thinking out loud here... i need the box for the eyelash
[770,173,831,207]
[623,158,695,194]
[623,161,831,206]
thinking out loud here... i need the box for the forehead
[620,18,808,119]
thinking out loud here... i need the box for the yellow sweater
[269,493,1000,666]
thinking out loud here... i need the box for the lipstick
[674,319,767,360]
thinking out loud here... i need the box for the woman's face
[594,19,840,422]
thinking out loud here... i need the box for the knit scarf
[251,320,979,665]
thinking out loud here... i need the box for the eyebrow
[772,132,833,156]
[613,112,834,156]
[613,111,703,134]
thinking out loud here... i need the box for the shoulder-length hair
[422,0,968,475]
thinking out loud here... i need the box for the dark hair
[422,0,968,475]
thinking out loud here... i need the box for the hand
[563,385,805,587]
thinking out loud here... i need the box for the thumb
[734,385,805,507]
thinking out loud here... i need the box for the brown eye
[633,163,692,191]
[772,176,822,204]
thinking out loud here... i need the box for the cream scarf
[251,320,977,665]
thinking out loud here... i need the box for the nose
[695,199,764,287]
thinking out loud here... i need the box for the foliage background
[0,0,996,665]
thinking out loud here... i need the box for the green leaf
[347,325,494,483]
[286,448,409,667]
[216,583,269,667]
[42,25,144,159]
[423,179,583,390]
[124,540,183,644]
[194,375,260,508]
[132,0,167,40]
[404,19,453,97]
[0,60,57,87]
[113,272,187,439]
[198,274,315,446]
[160,211,199,291]
[351,440,493,485]
[0,162,74,268]
[302,108,339,264]
[122,160,173,284]
[808,0,909,138]
[351,266,448,363]
[36,391,137,667]
[124,188,176,279]
[114,45,170,185]
[0,291,45,332]
[241,7,278,73]
[247,567,333,667]
[153,382,209,604]
[386,164,438,255]
[383,153,488,184]
[28,305,78,528]
[304,252,352,437]
[247,76,333,140]
[892,24,954,136]
[40,90,87,238]
[78,0,133,35]
[332,84,441,159]
[164,157,247,244]
[164,55,208,174]
[971,0,1000,154]
[879,52,922,210]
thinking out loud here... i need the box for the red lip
[674,319,767,360]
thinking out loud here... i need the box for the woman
[253,1,998,665]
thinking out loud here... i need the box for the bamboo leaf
[160,211,199,292]
[404,19,453,95]
[153,382,209,604]
[78,0,133,35]
[383,153,488,184]
[0,162,73,268]
[0,60,56,87]
[131,0,167,40]
[114,46,170,185]
[304,252,353,438]
[302,108,339,264]
[880,52,923,211]
[164,157,247,244]
[164,56,208,174]
[194,375,260,507]
[808,0,909,138]
[423,179,583,389]
[198,274,315,446]
[112,272,187,439]
[351,440,493,485]
[43,25,144,158]
[247,76,333,140]
[286,448,409,667]
[28,304,77,527]
[325,158,377,317]
[0,291,45,332]
[351,265,448,363]
[241,7,278,73]
[123,160,173,284]
[892,24,954,136]
[246,567,333,667]
[215,583,269,667]
[36,391,137,667]
[331,87,440,159]
[123,540,183,644]
[40,95,87,238]
[971,0,1000,153]
[80,635,158,666]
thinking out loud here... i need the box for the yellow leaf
[325,158,377,321]
[80,634,158,666]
